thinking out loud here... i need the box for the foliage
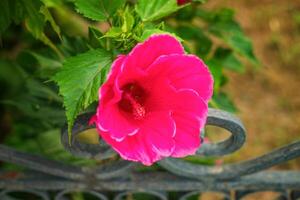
[75,0,125,21]
[0,0,258,161]
[53,49,112,141]
[135,0,179,22]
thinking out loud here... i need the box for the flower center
[118,83,147,120]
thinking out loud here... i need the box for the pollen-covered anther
[118,83,147,120]
[124,93,146,120]
[132,102,146,120]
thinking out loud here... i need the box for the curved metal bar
[0,144,135,181]
[159,140,300,180]
[197,108,246,156]
[2,107,296,181]
[0,145,85,180]
[1,171,300,191]
[63,109,246,158]
[114,191,167,200]
[61,112,136,180]
[55,190,108,200]
[83,160,135,180]
[0,112,136,181]
[0,189,50,200]
[61,113,115,160]
[60,108,247,180]
[159,108,300,180]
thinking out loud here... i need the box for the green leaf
[122,8,135,33]
[176,25,212,57]
[225,34,258,65]
[136,0,179,22]
[27,79,62,103]
[0,0,26,34]
[40,0,64,7]
[53,49,112,141]
[75,0,125,21]
[210,92,237,113]
[40,6,62,40]
[103,27,123,38]
[21,0,62,57]
[0,0,62,56]
[206,59,223,92]
[30,52,62,70]
[197,8,259,65]
[175,5,195,21]
[214,47,244,73]
[140,29,183,42]
[21,0,44,38]
[193,0,207,3]
[0,0,11,34]
[60,35,90,56]
[0,60,25,97]
[88,26,105,48]
[17,50,62,78]
[10,0,26,24]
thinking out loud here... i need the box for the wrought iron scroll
[159,109,300,180]
[0,108,299,200]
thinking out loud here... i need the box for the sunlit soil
[205,0,300,178]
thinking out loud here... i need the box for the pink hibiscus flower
[177,0,192,5]
[91,34,213,165]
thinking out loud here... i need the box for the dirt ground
[204,0,300,169]
[200,1,300,199]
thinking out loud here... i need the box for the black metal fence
[1,109,299,199]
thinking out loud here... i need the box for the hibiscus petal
[171,112,202,157]
[96,105,138,141]
[144,78,208,119]
[146,54,213,102]
[141,111,176,157]
[100,55,126,106]
[94,55,140,141]
[99,130,161,166]
[124,34,185,72]
[171,89,208,119]
[106,55,126,82]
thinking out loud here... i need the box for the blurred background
[205,0,300,169]
[204,1,300,198]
